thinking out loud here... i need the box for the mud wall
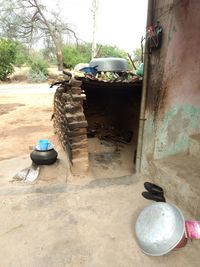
[141,0,200,172]
[53,78,89,173]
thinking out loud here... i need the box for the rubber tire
[30,149,58,165]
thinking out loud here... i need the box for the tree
[127,48,143,70]
[132,48,142,63]
[0,0,78,71]
[62,43,129,69]
[98,44,128,58]
[0,39,16,80]
[62,43,91,69]
[15,41,30,67]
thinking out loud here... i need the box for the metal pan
[135,202,185,256]
[89,57,128,72]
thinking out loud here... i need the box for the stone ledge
[189,134,200,159]
[150,154,200,217]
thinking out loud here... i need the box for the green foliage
[28,69,47,83]
[99,44,127,58]
[0,38,16,80]
[62,43,129,69]
[41,47,57,65]
[29,57,49,76]
[15,42,30,67]
[62,44,91,69]
[99,44,131,69]
[28,56,49,82]
[79,43,92,62]
[133,48,142,63]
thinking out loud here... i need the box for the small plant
[0,39,16,80]
[30,58,49,76]
[28,58,49,82]
[28,69,47,83]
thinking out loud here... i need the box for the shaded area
[82,81,142,178]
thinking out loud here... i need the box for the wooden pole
[92,0,98,58]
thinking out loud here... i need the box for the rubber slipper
[144,182,164,195]
[142,191,166,202]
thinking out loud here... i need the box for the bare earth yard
[0,84,200,267]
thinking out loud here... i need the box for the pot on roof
[89,57,128,72]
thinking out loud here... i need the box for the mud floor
[88,137,135,179]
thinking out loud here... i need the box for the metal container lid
[89,57,128,72]
[135,202,185,256]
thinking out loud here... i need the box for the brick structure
[53,77,89,174]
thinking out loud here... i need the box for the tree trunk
[33,0,64,71]
[57,49,63,71]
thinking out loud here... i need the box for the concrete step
[151,154,200,218]
[189,134,200,159]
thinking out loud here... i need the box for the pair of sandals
[142,182,166,202]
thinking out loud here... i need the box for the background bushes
[0,38,16,80]
[28,57,49,83]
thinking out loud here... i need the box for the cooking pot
[135,202,186,256]
[89,57,128,72]
[30,148,58,165]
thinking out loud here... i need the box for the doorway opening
[82,80,142,178]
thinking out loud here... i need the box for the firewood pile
[53,77,89,173]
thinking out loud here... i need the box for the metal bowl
[135,202,185,256]
[89,57,128,72]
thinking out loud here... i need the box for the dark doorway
[82,80,142,178]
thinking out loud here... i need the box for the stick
[127,53,137,70]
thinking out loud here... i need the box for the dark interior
[82,80,142,177]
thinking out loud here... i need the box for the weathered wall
[53,78,89,174]
[141,0,200,172]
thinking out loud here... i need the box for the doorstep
[150,154,200,218]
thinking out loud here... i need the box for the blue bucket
[39,139,49,150]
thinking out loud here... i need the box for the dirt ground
[87,137,134,179]
[1,177,200,267]
[0,85,70,186]
[0,85,200,266]
[0,90,56,161]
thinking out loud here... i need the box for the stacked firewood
[53,78,89,174]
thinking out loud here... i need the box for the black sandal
[142,191,166,202]
[144,182,164,195]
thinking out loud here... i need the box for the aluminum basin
[89,57,128,72]
[135,202,185,256]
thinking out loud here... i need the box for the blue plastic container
[39,139,49,150]
[80,66,98,75]
[135,63,144,76]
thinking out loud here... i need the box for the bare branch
[0,0,79,70]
